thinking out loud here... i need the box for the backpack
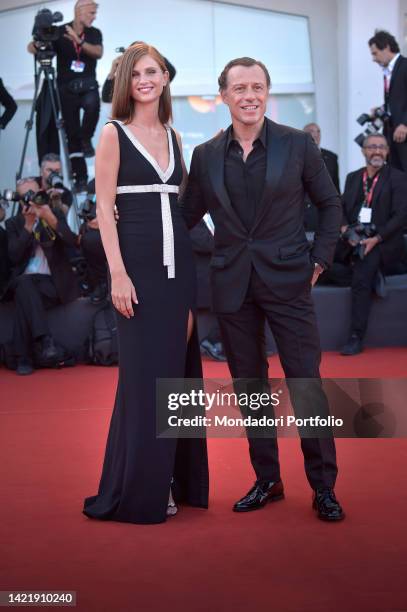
[86,303,118,366]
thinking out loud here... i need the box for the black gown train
[83,120,209,524]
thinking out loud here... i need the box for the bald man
[303,123,340,192]
[28,1,103,191]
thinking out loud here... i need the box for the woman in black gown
[83,43,209,524]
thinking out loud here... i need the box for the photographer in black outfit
[5,177,79,375]
[0,78,17,130]
[36,153,73,215]
[78,179,107,303]
[28,0,103,191]
[369,30,407,172]
[320,133,407,355]
[101,43,176,103]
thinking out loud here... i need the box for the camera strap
[362,170,380,208]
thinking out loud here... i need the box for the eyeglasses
[364,144,388,151]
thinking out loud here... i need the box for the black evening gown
[83,121,209,524]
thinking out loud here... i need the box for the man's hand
[311,263,324,286]
[393,124,407,143]
[30,203,58,229]
[87,217,99,230]
[22,204,36,232]
[360,236,380,256]
[64,24,82,45]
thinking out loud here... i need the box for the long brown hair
[111,42,172,125]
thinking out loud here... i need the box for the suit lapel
[389,55,402,93]
[207,127,246,233]
[252,118,291,231]
[348,169,364,218]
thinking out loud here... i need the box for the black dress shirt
[224,120,267,231]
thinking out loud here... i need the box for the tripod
[16,50,80,228]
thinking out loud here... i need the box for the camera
[46,171,64,190]
[32,9,63,43]
[342,222,377,259]
[1,188,50,209]
[79,197,97,222]
[354,108,390,147]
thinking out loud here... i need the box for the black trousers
[321,248,382,339]
[12,274,60,358]
[216,267,338,490]
[81,228,107,288]
[59,83,100,183]
[385,124,407,173]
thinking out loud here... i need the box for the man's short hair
[368,30,400,53]
[362,133,388,148]
[218,57,271,91]
[41,153,61,169]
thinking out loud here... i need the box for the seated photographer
[101,43,176,103]
[0,202,10,297]
[320,133,407,355]
[5,177,79,375]
[78,179,107,303]
[36,153,73,215]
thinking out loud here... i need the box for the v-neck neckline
[115,120,174,183]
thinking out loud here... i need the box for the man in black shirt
[0,77,17,130]
[28,0,103,190]
[182,57,344,521]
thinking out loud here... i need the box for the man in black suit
[181,57,344,521]
[303,122,340,192]
[5,178,79,375]
[369,30,407,172]
[328,134,407,355]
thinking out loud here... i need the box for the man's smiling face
[221,64,269,127]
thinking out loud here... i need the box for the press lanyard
[362,170,380,208]
[72,33,84,60]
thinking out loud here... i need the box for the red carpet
[1,348,407,611]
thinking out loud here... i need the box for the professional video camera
[31,9,63,64]
[354,108,390,147]
[341,222,377,259]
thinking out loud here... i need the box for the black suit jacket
[0,78,17,129]
[181,118,342,313]
[388,55,407,128]
[5,209,79,303]
[190,220,214,309]
[321,148,340,192]
[341,164,407,266]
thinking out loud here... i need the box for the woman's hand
[111,271,138,318]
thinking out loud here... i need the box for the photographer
[5,177,79,375]
[28,0,103,191]
[78,179,107,303]
[0,203,10,296]
[369,30,407,172]
[0,77,17,131]
[101,43,176,103]
[36,153,73,215]
[320,134,407,355]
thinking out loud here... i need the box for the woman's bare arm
[96,123,137,318]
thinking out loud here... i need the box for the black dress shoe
[233,480,284,512]
[40,335,58,361]
[200,338,227,361]
[82,139,95,158]
[313,488,345,521]
[16,357,34,376]
[340,334,363,356]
